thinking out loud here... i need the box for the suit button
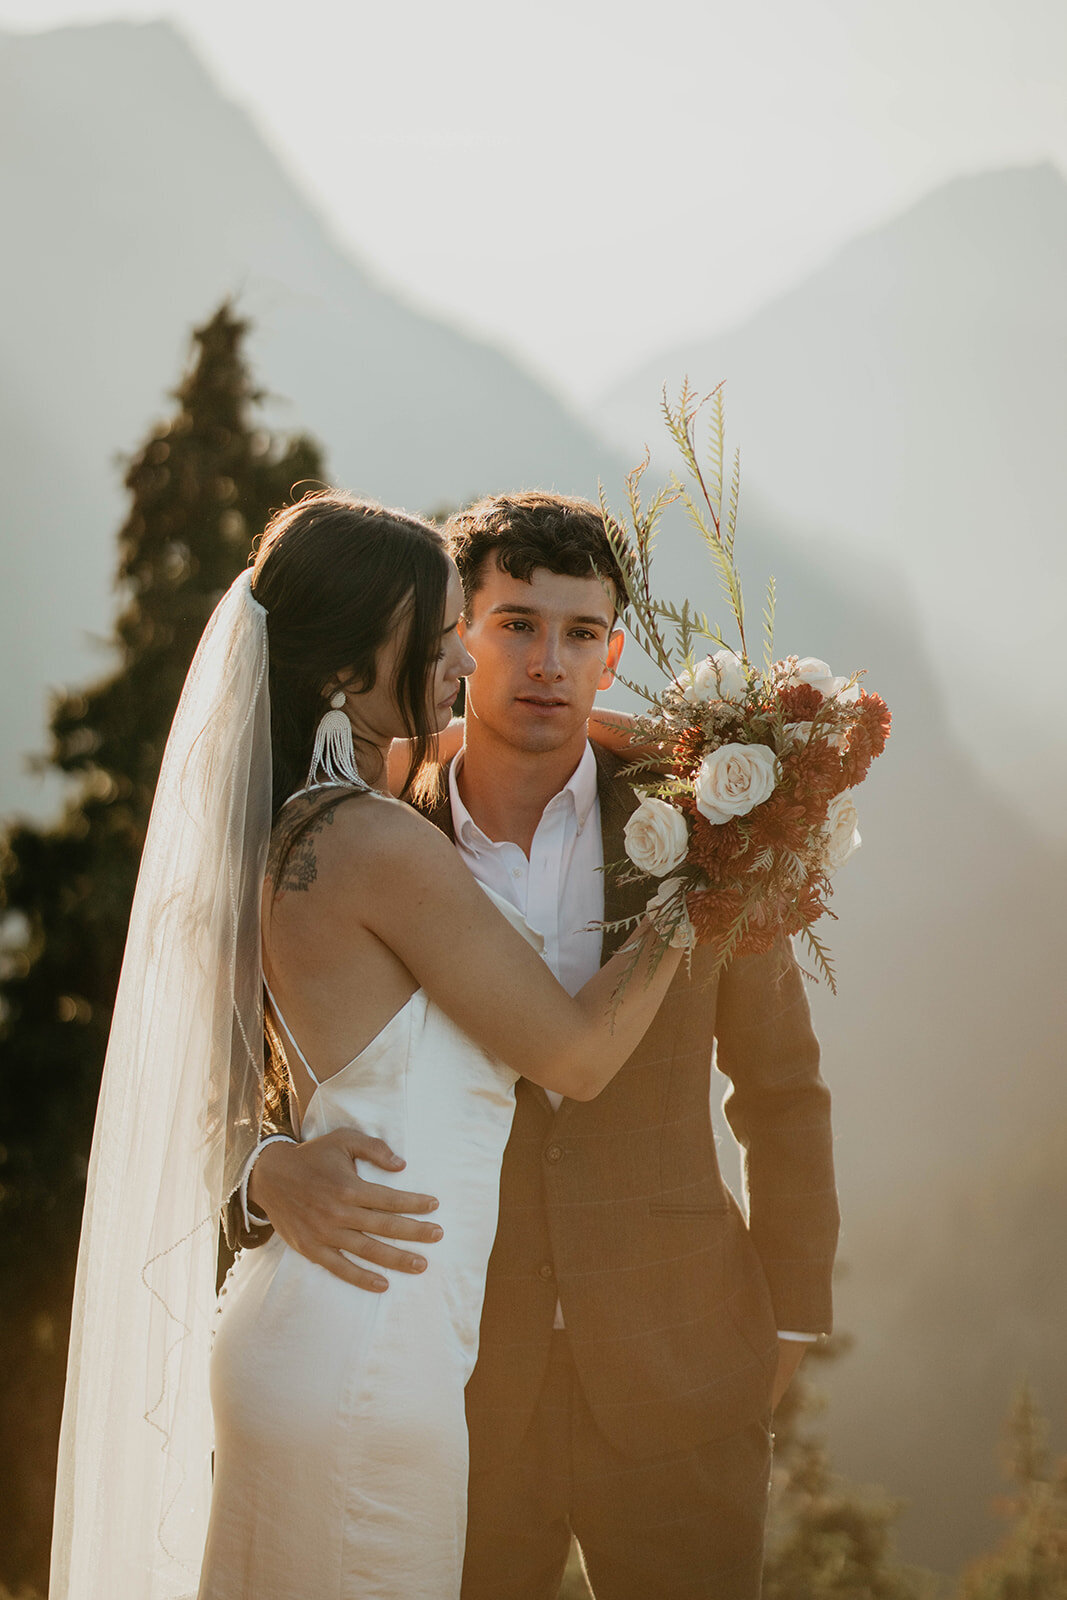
[538,1262,555,1281]
[544,1144,564,1163]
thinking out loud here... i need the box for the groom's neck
[457,719,588,855]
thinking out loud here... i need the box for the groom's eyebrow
[488,603,612,629]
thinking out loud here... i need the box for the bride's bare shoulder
[266,786,451,904]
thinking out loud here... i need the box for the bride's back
[261,784,421,1120]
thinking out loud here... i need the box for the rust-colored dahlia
[791,743,845,807]
[672,725,707,779]
[750,791,811,854]
[776,682,824,722]
[685,806,745,875]
[841,724,874,789]
[859,691,892,755]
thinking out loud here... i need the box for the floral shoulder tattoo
[267,805,336,895]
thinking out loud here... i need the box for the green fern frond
[709,385,726,519]
[612,670,664,704]
[725,446,741,558]
[762,575,776,672]
[797,924,838,993]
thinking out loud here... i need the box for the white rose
[788,656,860,703]
[624,797,690,877]
[779,721,815,756]
[645,876,696,950]
[674,648,749,704]
[822,792,861,873]
[694,743,779,825]
[780,721,846,755]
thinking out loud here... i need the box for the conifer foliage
[0,303,323,1589]
[762,1339,934,1600]
[956,1384,1067,1600]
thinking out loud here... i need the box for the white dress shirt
[449,742,603,1112]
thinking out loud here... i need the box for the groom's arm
[714,936,840,1338]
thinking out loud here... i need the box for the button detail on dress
[544,1144,564,1164]
[538,1262,555,1281]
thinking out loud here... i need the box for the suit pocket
[648,1200,725,1217]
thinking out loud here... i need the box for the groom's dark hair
[444,491,630,618]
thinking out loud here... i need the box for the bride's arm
[587,707,667,767]
[385,718,464,795]
[388,713,654,795]
[285,797,681,1101]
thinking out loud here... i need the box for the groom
[234,492,839,1598]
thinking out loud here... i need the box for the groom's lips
[515,695,569,713]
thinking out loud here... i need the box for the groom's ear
[598,627,625,691]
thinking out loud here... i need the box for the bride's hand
[250,1129,444,1292]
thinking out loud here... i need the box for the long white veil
[50,570,272,1600]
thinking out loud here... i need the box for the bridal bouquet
[600,383,891,990]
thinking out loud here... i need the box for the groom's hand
[771,1339,809,1410]
[249,1129,442,1292]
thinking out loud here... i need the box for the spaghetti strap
[263,979,320,1089]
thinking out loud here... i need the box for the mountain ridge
[598,163,1067,834]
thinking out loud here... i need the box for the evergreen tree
[956,1384,1067,1600]
[763,1337,936,1600]
[0,304,323,1590]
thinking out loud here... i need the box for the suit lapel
[594,745,648,961]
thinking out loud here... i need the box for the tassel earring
[306,691,367,789]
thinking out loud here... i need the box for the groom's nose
[529,629,564,680]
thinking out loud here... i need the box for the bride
[50,493,682,1600]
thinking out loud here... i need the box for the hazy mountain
[0,19,620,818]
[599,164,1067,835]
[629,494,1066,1569]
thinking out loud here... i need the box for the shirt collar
[448,740,599,851]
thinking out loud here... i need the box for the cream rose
[645,876,696,950]
[780,720,847,755]
[674,648,749,704]
[822,792,861,872]
[787,655,861,704]
[694,743,778,825]
[624,796,690,877]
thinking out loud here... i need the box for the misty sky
[2,0,1064,404]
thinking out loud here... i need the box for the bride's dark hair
[250,491,450,813]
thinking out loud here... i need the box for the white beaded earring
[306,690,367,789]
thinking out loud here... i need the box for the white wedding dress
[197,888,534,1600]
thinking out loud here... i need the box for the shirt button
[512,868,522,879]
[544,1144,564,1164]
[538,1262,555,1281]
